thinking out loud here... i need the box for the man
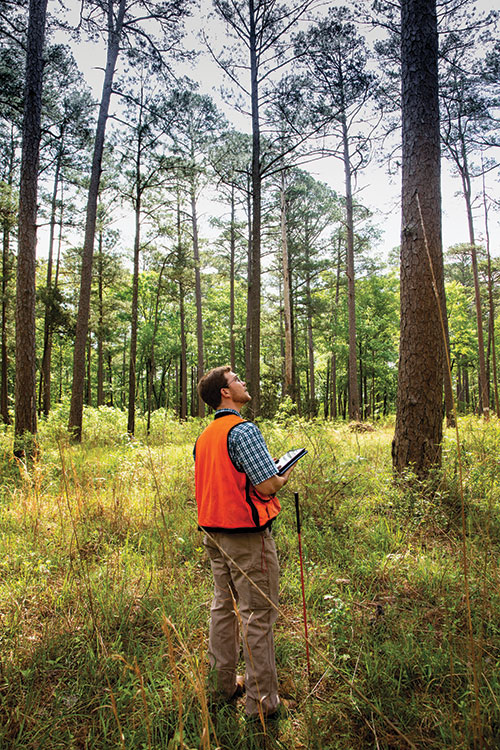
[194,366,294,720]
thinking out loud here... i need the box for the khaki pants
[203,528,280,717]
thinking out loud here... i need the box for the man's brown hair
[197,366,231,409]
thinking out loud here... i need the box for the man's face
[223,371,251,404]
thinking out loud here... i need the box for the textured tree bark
[392,0,445,477]
[15,0,48,452]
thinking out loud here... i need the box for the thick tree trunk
[393,0,444,477]
[15,0,48,451]
[69,0,126,441]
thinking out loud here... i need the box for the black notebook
[275,448,307,476]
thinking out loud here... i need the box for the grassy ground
[0,407,499,749]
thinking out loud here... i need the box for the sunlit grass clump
[0,408,499,748]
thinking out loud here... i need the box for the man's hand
[254,464,295,495]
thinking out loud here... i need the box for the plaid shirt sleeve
[227,421,278,486]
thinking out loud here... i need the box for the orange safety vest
[195,412,281,533]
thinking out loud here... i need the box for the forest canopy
[0,0,499,447]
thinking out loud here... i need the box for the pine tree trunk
[146,259,166,433]
[1,203,12,425]
[176,193,187,420]
[107,351,113,406]
[483,193,499,415]
[179,282,187,420]
[230,186,236,371]
[97,232,105,407]
[40,139,63,416]
[1,225,10,425]
[128,147,141,435]
[305,224,315,417]
[1,127,14,425]
[393,0,444,477]
[461,169,489,418]
[329,238,342,420]
[245,180,251,384]
[280,172,294,401]
[69,0,126,441]
[190,172,205,416]
[247,0,261,417]
[341,111,360,422]
[442,306,455,427]
[86,335,92,406]
[15,0,48,452]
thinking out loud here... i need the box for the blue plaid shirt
[195,409,278,486]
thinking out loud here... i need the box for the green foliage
[446,279,477,366]
[1,411,499,747]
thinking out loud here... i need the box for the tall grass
[0,408,499,748]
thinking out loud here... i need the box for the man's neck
[217,401,241,413]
